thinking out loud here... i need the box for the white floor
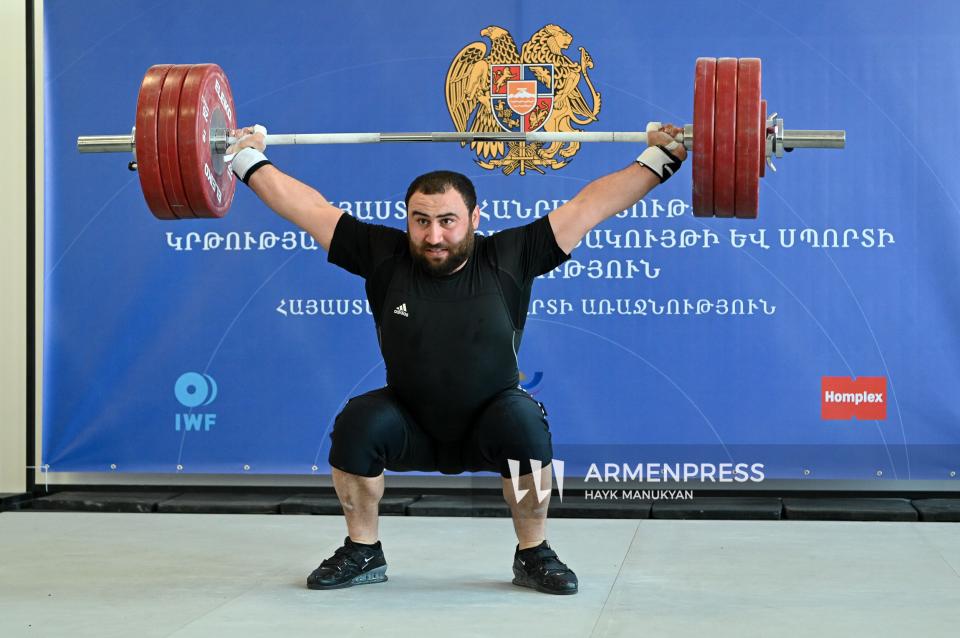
[0,511,958,637]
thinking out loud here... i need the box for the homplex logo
[174,372,218,431]
[821,376,886,420]
[507,459,566,503]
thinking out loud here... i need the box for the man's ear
[471,205,481,230]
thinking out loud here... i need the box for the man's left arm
[548,124,686,254]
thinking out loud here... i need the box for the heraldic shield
[490,65,555,133]
[445,25,601,175]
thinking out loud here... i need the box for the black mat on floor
[549,497,651,518]
[13,492,960,521]
[405,495,510,517]
[783,498,918,521]
[1,493,30,511]
[911,499,960,522]
[31,491,179,513]
[280,495,417,515]
[651,497,783,520]
[156,493,283,514]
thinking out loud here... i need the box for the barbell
[77,58,845,221]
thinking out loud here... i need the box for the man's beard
[411,228,475,276]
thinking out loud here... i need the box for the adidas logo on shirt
[393,303,409,317]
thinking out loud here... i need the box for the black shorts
[328,386,553,478]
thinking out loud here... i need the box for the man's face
[407,188,480,276]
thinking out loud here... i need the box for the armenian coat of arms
[445,25,602,175]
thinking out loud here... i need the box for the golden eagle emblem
[445,25,601,175]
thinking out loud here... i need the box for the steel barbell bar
[77,128,846,154]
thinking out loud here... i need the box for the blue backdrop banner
[43,1,960,481]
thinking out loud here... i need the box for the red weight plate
[759,99,767,178]
[157,64,194,219]
[692,58,716,217]
[712,58,738,218]
[177,64,237,218]
[134,65,175,219]
[734,58,762,219]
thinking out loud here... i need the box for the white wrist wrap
[635,145,683,183]
[230,147,270,183]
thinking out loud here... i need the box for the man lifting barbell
[76,58,844,594]
[225,123,685,595]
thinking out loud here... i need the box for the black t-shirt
[328,213,569,441]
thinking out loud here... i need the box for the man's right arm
[228,126,343,251]
[245,165,344,252]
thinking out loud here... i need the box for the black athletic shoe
[512,540,578,595]
[307,537,388,590]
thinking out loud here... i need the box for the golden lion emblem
[445,25,602,175]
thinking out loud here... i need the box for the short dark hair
[404,170,477,214]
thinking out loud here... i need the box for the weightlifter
[227,124,686,594]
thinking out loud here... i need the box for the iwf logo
[174,372,218,432]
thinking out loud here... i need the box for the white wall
[0,0,30,494]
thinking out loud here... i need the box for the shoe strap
[524,546,570,575]
[321,544,368,571]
